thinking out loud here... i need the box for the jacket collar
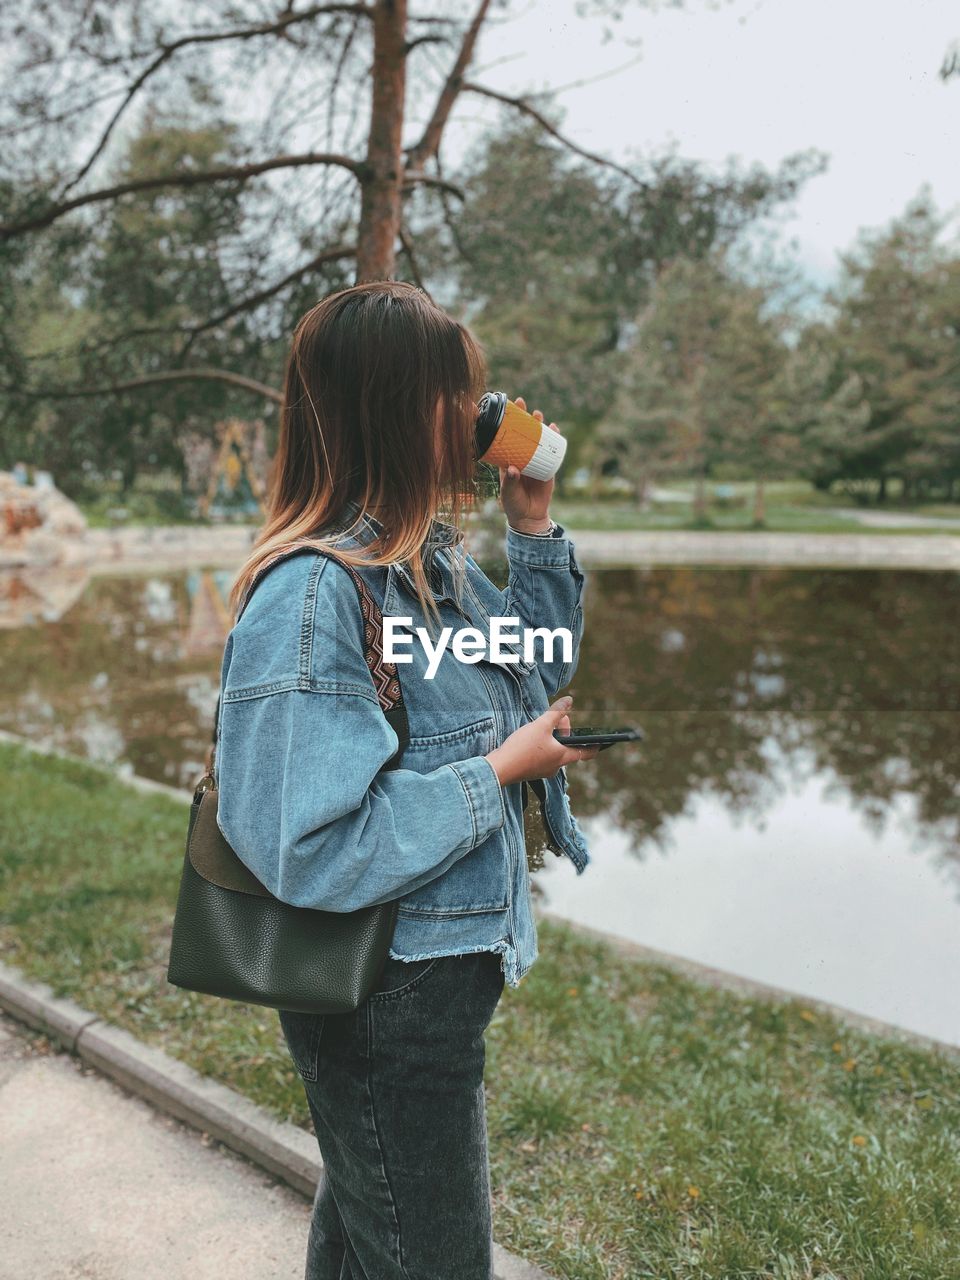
[339,497,463,549]
[335,497,465,601]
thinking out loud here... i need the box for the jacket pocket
[396,717,510,915]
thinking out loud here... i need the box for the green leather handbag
[166,542,410,1015]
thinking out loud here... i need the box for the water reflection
[535,737,960,1045]
[554,567,960,879]
[0,567,235,785]
[1,562,958,1039]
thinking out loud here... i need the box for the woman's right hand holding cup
[484,696,599,787]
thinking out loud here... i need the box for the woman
[215,280,597,1280]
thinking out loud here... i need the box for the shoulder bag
[166,542,410,1015]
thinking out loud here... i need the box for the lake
[2,559,958,1045]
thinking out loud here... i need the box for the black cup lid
[474,391,507,456]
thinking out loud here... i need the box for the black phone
[552,726,644,751]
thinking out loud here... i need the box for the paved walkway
[82,522,960,572]
[6,522,959,577]
[820,506,960,530]
[563,528,960,570]
[0,1003,545,1280]
[0,1012,315,1279]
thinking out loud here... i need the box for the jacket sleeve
[466,520,587,699]
[215,563,507,913]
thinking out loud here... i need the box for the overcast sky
[423,0,959,296]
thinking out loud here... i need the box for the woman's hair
[228,281,488,633]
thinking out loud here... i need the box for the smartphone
[553,726,644,751]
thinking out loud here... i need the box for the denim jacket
[213,497,591,988]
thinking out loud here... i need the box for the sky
[416,0,960,298]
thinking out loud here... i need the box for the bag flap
[188,788,275,898]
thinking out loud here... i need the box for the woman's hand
[484,696,599,787]
[498,395,563,534]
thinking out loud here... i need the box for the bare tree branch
[401,172,465,200]
[433,151,474,266]
[404,0,492,175]
[177,242,358,359]
[404,34,452,53]
[397,222,427,292]
[74,5,372,70]
[58,4,374,196]
[461,81,647,188]
[18,241,357,368]
[1,153,368,239]
[0,86,122,140]
[11,369,283,404]
[327,14,366,152]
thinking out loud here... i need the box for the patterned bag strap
[200,542,409,795]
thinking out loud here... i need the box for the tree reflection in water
[0,564,957,880]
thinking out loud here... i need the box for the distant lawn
[73,472,960,536]
[551,499,872,534]
[550,495,960,536]
[2,739,959,1279]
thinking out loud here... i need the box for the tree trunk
[120,449,137,496]
[693,472,707,523]
[356,0,407,282]
[753,475,766,526]
[878,473,887,503]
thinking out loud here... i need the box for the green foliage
[1,104,353,496]
[417,119,823,497]
[787,193,960,502]
[592,249,793,519]
[2,15,956,511]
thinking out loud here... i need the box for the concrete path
[819,506,960,530]
[562,528,960,570]
[0,1011,315,1280]
[7,520,960,578]
[78,522,958,573]
[0,1000,548,1280]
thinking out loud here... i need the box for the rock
[0,470,88,568]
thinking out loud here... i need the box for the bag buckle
[193,772,216,804]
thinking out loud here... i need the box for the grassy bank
[74,472,960,536]
[2,739,959,1279]
[550,494,960,535]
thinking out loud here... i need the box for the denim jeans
[278,950,506,1280]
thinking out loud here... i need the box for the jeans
[278,950,506,1280]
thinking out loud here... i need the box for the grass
[551,500,877,535]
[2,738,959,1279]
[71,471,960,536]
[78,485,203,528]
[550,486,960,536]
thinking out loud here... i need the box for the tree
[819,191,960,502]
[592,249,791,521]
[1,0,824,464]
[3,111,305,487]
[2,0,839,508]
[412,116,824,494]
[773,323,872,498]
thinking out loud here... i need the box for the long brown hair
[229,281,488,633]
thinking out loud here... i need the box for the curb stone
[0,961,554,1280]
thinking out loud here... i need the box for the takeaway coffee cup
[474,391,568,482]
